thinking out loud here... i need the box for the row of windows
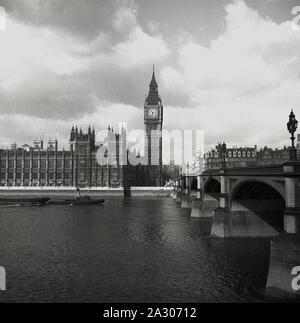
[0,154,74,159]
[0,181,122,187]
[0,169,121,178]
[0,160,73,167]
[0,167,111,173]
[207,151,256,158]
[0,160,120,168]
[0,173,73,180]
[0,181,73,187]
[229,151,255,158]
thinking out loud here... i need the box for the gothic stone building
[0,126,137,188]
[0,69,165,188]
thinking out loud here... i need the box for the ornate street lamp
[287,109,298,161]
[221,142,227,168]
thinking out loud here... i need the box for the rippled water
[0,197,285,303]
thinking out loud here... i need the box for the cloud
[161,0,300,148]
[0,101,141,149]
[0,0,299,154]
[0,0,137,41]
[111,27,170,68]
[0,2,169,121]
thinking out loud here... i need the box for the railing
[173,162,300,183]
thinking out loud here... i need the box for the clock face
[148,108,158,119]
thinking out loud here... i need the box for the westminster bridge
[171,161,300,296]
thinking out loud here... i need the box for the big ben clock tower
[144,67,163,186]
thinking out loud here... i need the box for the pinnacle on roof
[149,65,158,89]
[145,66,162,105]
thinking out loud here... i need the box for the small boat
[0,197,50,207]
[48,198,104,206]
[69,198,105,206]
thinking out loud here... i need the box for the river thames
[0,197,290,303]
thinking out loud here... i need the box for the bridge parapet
[181,177,192,208]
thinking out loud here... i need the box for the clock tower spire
[144,66,163,186]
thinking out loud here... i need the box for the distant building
[162,160,182,182]
[191,150,204,175]
[182,162,191,175]
[257,146,290,166]
[204,144,258,169]
[204,143,291,169]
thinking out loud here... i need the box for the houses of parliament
[0,70,180,188]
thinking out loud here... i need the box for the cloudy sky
[0,0,300,155]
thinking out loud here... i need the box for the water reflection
[0,198,292,302]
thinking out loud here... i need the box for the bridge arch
[202,178,221,214]
[204,177,221,194]
[230,178,285,203]
[190,177,198,191]
[229,179,285,232]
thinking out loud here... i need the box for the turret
[70,126,75,141]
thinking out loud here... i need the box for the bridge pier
[266,233,300,296]
[191,199,202,218]
[192,175,220,218]
[175,179,183,204]
[191,175,202,217]
[171,180,178,199]
[267,163,300,296]
[181,177,191,209]
[191,197,219,218]
[191,176,219,218]
[210,209,280,238]
[211,169,230,237]
[174,180,180,200]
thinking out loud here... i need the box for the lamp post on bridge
[221,142,227,169]
[287,109,298,161]
[219,142,228,209]
[267,110,300,295]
